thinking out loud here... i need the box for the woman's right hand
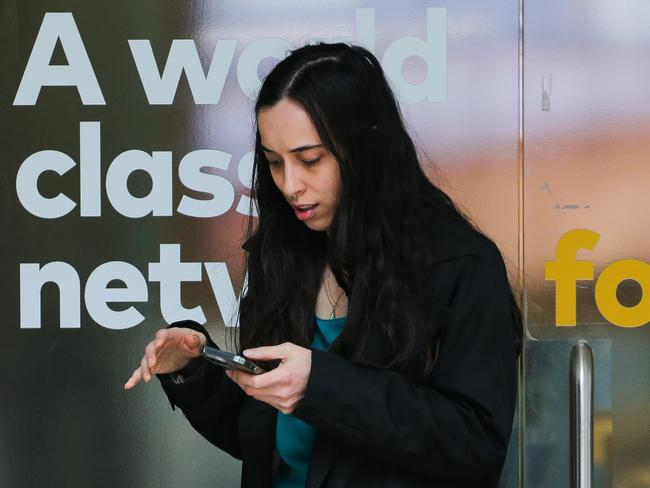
[123,327,207,390]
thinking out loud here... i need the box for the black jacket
[157,222,519,487]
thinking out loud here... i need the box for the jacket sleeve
[156,320,245,460]
[291,242,519,480]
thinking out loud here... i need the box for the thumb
[183,333,202,351]
[243,344,288,360]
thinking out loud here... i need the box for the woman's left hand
[225,342,312,415]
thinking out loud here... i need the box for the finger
[141,355,151,382]
[124,367,143,390]
[226,369,289,408]
[225,369,254,393]
[231,366,285,395]
[145,342,157,369]
[226,368,246,384]
[243,343,291,361]
[145,341,156,356]
[152,329,167,352]
[155,328,167,341]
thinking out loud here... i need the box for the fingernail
[242,349,250,356]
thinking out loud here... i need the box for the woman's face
[257,98,342,232]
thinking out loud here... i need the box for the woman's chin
[303,218,331,232]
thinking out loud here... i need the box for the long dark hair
[235,42,522,381]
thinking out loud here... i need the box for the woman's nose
[282,161,306,197]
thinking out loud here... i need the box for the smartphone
[201,346,266,375]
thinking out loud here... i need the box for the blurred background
[2,0,649,486]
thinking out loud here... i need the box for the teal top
[273,316,347,488]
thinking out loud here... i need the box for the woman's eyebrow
[261,143,324,154]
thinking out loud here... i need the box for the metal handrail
[570,340,594,488]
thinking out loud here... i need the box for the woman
[124,42,522,487]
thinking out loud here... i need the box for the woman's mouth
[293,203,318,221]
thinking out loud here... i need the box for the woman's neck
[315,265,348,319]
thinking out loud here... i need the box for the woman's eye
[268,159,282,166]
[302,157,321,166]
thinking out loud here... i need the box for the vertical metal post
[570,340,594,488]
[516,2,526,488]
